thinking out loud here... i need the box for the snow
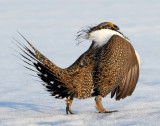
[0,0,160,125]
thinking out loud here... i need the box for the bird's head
[76,22,124,46]
[88,22,119,33]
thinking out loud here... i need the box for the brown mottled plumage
[93,35,139,99]
[16,22,140,114]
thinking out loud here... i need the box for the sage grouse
[16,22,140,114]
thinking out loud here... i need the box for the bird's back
[64,43,98,99]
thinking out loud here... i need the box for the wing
[93,35,139,100]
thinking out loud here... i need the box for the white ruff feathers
[88,29,124,47]
[88,29,141,67]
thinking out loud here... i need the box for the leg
[95,95,118,113]
[66,97,74,114]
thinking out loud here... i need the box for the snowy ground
[0,0,160,126]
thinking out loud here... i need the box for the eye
[111,27,114,30]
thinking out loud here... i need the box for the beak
[114,25,120,30]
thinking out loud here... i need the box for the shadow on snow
[0,101,47,111]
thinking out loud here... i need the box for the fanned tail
[14,33,74,99]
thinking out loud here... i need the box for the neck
[88,29,125,47]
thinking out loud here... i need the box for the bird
[15,22,140,114]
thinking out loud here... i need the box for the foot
[95,95,118,114]
[66,106,74,114]
[66,98,74,114]
[103,110,118,113]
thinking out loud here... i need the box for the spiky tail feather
[15,33,74,99]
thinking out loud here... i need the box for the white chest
[88,29,124,47]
